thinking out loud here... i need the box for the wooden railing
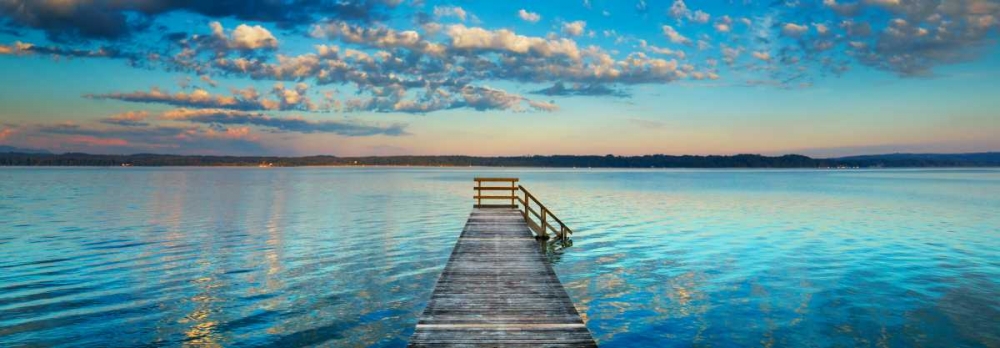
[473,177,519,209]
[473,177,573,240]
[517,185,572,240]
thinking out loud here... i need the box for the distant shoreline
[3,165,999,171]
[2,152,999,168]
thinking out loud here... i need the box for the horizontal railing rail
[471,177,573,240]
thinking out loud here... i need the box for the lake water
[1,168,998,347]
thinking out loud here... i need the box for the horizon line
[4,150,1000,160]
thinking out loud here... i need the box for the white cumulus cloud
[562,20,587,37]
[211,22,279,51]
[518,9,540,23]
[662,25,690,44]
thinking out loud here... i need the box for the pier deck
[408,207,596,347]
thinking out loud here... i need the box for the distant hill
[0,145,51,154]
[1,151,998,167]
[833,152,1000,167]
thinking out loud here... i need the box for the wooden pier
[408,178,596,347]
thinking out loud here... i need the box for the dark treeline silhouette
[2,152,998,167]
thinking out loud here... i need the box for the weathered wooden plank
[409,208,596,347]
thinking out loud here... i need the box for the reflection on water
[1,168,999,347]
[0,168,467,347]
[540,238,574,264]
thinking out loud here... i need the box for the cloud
[714,15,733,32]
[490,50,687,85]
[823,0,862,16]
[562,20,587,37]
[0,40,139,61]
[526,99,559,112]
[200,75,218,87]
[692,10,711,24]
[782,23,809,37]
[209,22,694,106]
[752,51,771,61]
[0,0,135,41]
[161,109,408,136]
[518,9,541,23]
[662,25,690,45]
[215,19,697,106]
[88,88,256,110]
[640,39,686,59]
[456,86,556,112]
[310,20,446,56]
[33,122,269,155]
[11,106,407,155]
[4,0,997,106]
[64,135,130,147]
[0,41,30,55]
[814,23,830,35]
[271,83,319,111]
[816,0,1000,76]
[459,86,522,111]
[530,82,629,98]
[0,126,14,141]
[8,0,994,121]
[202,126,257,141]
[433,6,468,21]
[865,0,901,9]
[668,0,689,19]
[0,0,401,41]
[342,85,559,113]
[209,22,279,51]
[86,86,318,112]
[100,111,150,127]
[39,122,184,138]
[446,24,581,60]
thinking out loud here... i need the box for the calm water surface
[1,168,998,347]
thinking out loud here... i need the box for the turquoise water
[1,168,998,347]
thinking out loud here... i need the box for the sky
[0,0,998,157]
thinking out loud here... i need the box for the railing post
[540,209,548,239]
[522,189,529,221]
[510,180,515,207]
[476,180,481,207]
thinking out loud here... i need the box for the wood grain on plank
[408,208,597,347]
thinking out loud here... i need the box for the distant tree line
[1,152,998,168]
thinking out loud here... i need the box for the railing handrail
[473,177,519,182]
[517,185,572,240]
[518,186,567,229]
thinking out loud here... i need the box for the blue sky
[0,0,998,157]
